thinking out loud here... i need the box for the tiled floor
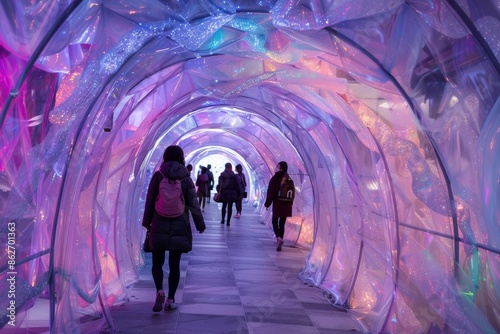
[12,202,361,333]
[103,202,360,333]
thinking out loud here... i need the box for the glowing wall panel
[0,1,499,333]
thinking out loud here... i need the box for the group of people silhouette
[187,161,247,224]
[213,162,246,225]
[189,163,214,212]
[142,145,294,312]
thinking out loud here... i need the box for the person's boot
[152,291,165,312]
[164,298,177,311]
[277,237,283,251]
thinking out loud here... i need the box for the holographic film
[0,1,499,332]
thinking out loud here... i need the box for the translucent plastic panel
[1,1,499,333]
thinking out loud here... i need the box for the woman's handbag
[213,192,222,203]
[242,191,248,198]
[142,230,151,253]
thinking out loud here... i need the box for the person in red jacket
[196,166,209,211]
[264,161,294,251]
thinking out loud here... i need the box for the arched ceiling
[1,1,499,333]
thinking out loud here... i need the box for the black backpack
[277,175,295,202]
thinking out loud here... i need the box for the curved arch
[1,2,499,333]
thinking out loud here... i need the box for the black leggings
[152,250,182,301]
[221,202,234,222]
[272,216,287,238]
[198,195,206,209]
[235,198,242,213]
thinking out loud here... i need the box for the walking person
[196,166,209,211]
[186,163,194,181]
[142,145,206,312]
[206,164,214,203]
[217,162,241,226]
[234,164,247,218]
[264,161,294,251]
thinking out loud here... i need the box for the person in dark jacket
[217,162,241,226]
[196,166,209,211]
[234,164,247,218]
[264,161,293,251]
[142,145,206,312]
[206,164,214,203]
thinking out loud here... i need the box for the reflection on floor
[12,202,360,333]
[105,202,360,334]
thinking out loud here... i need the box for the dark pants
[152,250,182,301]
[272,216,287,238]
[235,197,242,214]
[198,195,206,209]
[221,202,234,223]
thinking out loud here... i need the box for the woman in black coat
[217,162,241,226]
[234,164,247,218]
[264,161,293,251]
[142,145,206,312]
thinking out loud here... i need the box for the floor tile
[246,322,319,334]
[15,203,361,333]
[175,313,248,333]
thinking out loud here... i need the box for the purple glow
[1,1,499,333]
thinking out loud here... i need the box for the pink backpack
[155,171,185,217]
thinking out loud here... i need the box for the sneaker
[277,237,283,252]
[164,299,177,311]
[226,221,230,226]
[152,292,165,312]
[233,213,240,218]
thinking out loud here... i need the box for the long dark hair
[163,145,185,165]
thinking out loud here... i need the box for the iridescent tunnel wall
[1,1,499,333]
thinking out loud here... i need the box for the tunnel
[1,0,499,333]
